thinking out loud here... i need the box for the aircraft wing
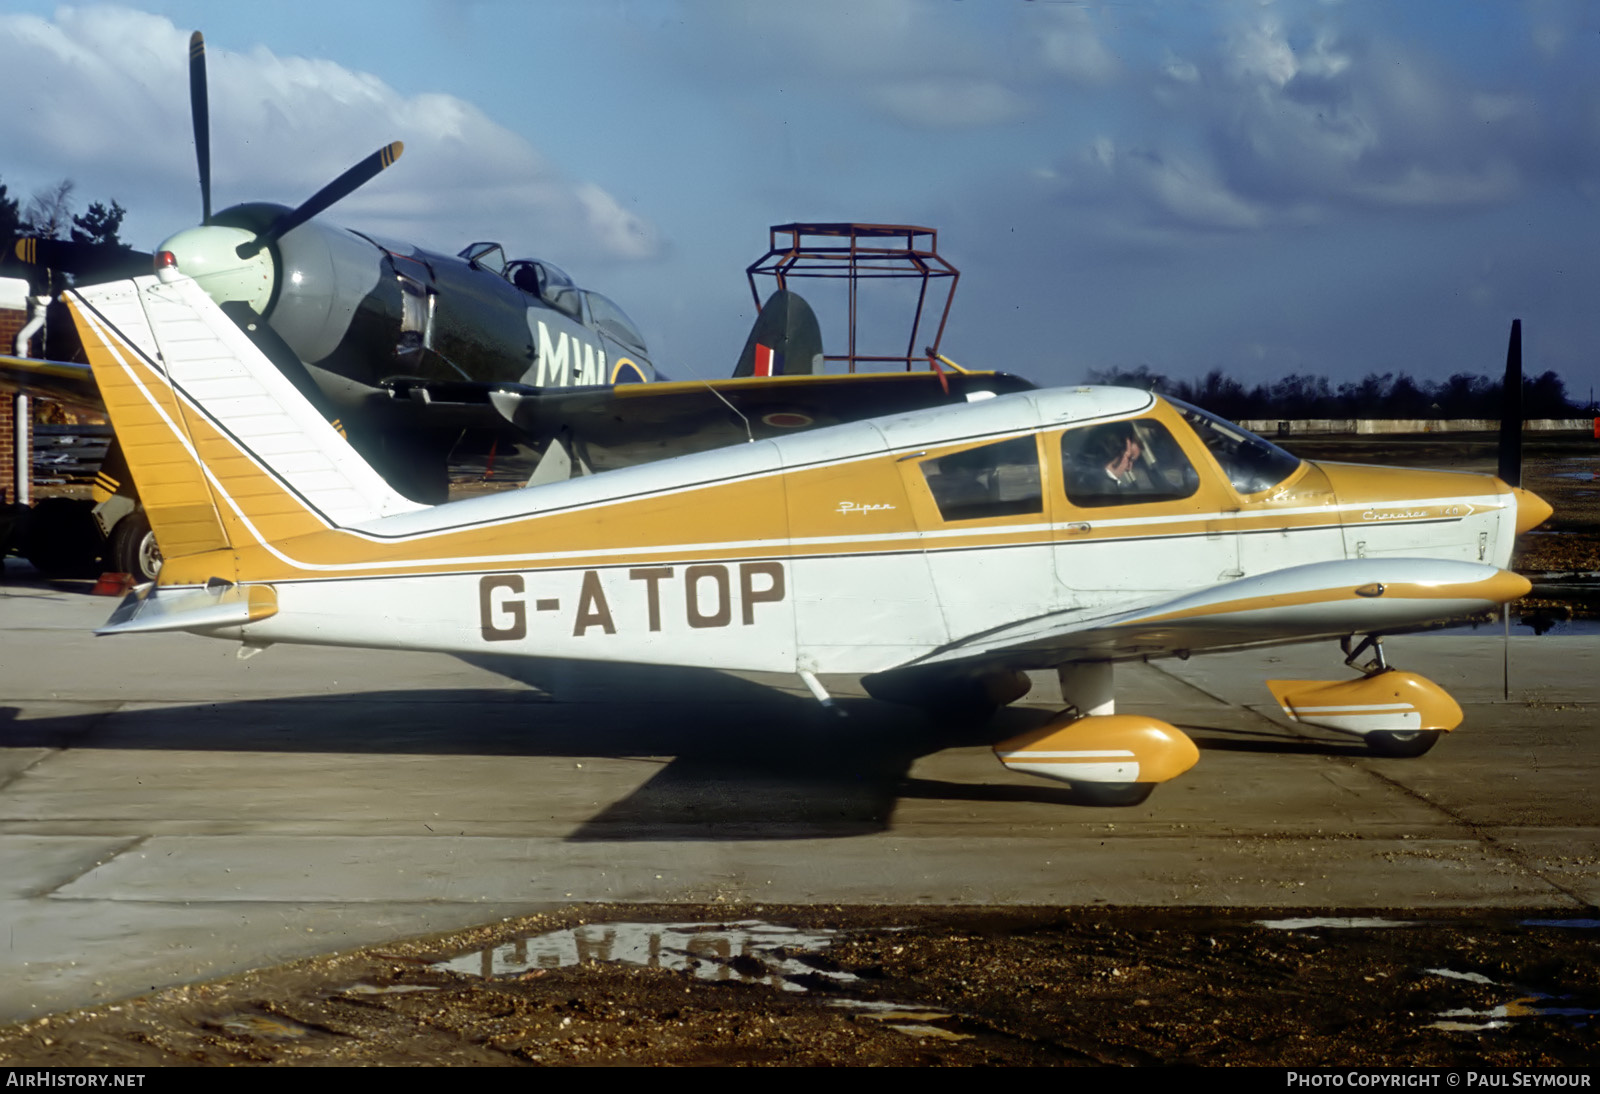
[870,558,1529,684]
[0,352,100,408]
[386,369,1037,472]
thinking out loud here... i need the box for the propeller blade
[13,238,154,279]
[189,31,212,224]
[1497,318,1522,488]
[235,141,404,258]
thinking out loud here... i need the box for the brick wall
[1,306,28,504]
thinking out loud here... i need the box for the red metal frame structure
[746,223,959,373]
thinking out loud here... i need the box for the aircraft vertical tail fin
[732,289,823,378]
[68,275,424,562]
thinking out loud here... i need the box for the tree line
[1085,365,1593,421]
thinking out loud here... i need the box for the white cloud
[0,6,660,262]
[1226,16,1299,87]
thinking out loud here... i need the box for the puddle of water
[1522,919,1600,929]
[212,1013,317,1040]
[831,999,976,1041]
[1426,967,1497,986]
[1258,917,1417,930]
[880,1022,975,1042]
[1423,969,1600,1031]
[339,983,441,996]
[434,920,856,993]
[1426,615,1600,637]
[438,919,982,1042]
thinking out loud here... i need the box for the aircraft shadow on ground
[1177,721,1372,757]
[0,655,1364,840]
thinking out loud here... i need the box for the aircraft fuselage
[165,203,653,404]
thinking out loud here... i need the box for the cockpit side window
[543,283,583,322]
[459,241,507,275]
[508,260,581,321]
[584,292,648,355]
[1167,397,1301,495]
[1061,418,1198,508]
[919,435,1043,522]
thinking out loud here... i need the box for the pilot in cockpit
[510,262,541,295]
[1072,422,1144,491]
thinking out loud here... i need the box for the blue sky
[2,1,1597,394]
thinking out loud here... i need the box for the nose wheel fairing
[1266,669,1463,757]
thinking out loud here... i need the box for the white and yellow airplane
[62,274,1551,805]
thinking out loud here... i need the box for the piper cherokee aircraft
[57,272,1551,805]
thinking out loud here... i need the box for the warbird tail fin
[67,275,423,564]
[731,289,823,378]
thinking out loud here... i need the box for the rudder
[68,276,422,564]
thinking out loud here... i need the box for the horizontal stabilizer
[97,580,277,636]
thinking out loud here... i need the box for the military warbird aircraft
[57,272,1550,804]
[3,32,1029,577]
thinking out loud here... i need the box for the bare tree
[23,178,76,238]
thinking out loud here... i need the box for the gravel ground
[0,906,1594,1067]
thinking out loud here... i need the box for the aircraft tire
[1071,782,1155,807]
[110,510,162,581]
[19,498,103,578]
[1364,730,1442,758]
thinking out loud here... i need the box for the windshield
[1167,397,1301,495]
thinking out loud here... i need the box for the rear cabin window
[920,436,1043,522]
[1061,419,1198,508]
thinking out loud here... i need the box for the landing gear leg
[1341,633,1388,675]
[1323,634,1444,757]
[1057,662,1114,716]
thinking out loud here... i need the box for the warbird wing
[0,352,98,407]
